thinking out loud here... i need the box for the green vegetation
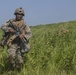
[0,21,76,75]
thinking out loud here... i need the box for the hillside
[0,21,76,75]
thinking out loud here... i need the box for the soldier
[1,7,32,71]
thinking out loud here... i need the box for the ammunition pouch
[7,35,17,46]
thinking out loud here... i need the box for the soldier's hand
[19,34,24,39]
[9,28,15,33]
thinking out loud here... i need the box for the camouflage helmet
[14,7,25,16]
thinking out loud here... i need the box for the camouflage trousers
[7,43,30,70]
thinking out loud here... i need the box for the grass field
[0,21,76,75]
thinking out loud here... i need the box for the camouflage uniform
[1,18,32,69]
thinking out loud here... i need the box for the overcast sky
[0,0,76,26]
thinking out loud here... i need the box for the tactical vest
[6,19,26,46]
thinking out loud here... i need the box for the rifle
[7,21,26,46]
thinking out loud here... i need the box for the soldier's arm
[24,24,32,40]
[1,20,11,32]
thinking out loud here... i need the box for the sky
[0,0,76,26]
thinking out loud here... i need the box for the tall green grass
[0,21,76,75]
